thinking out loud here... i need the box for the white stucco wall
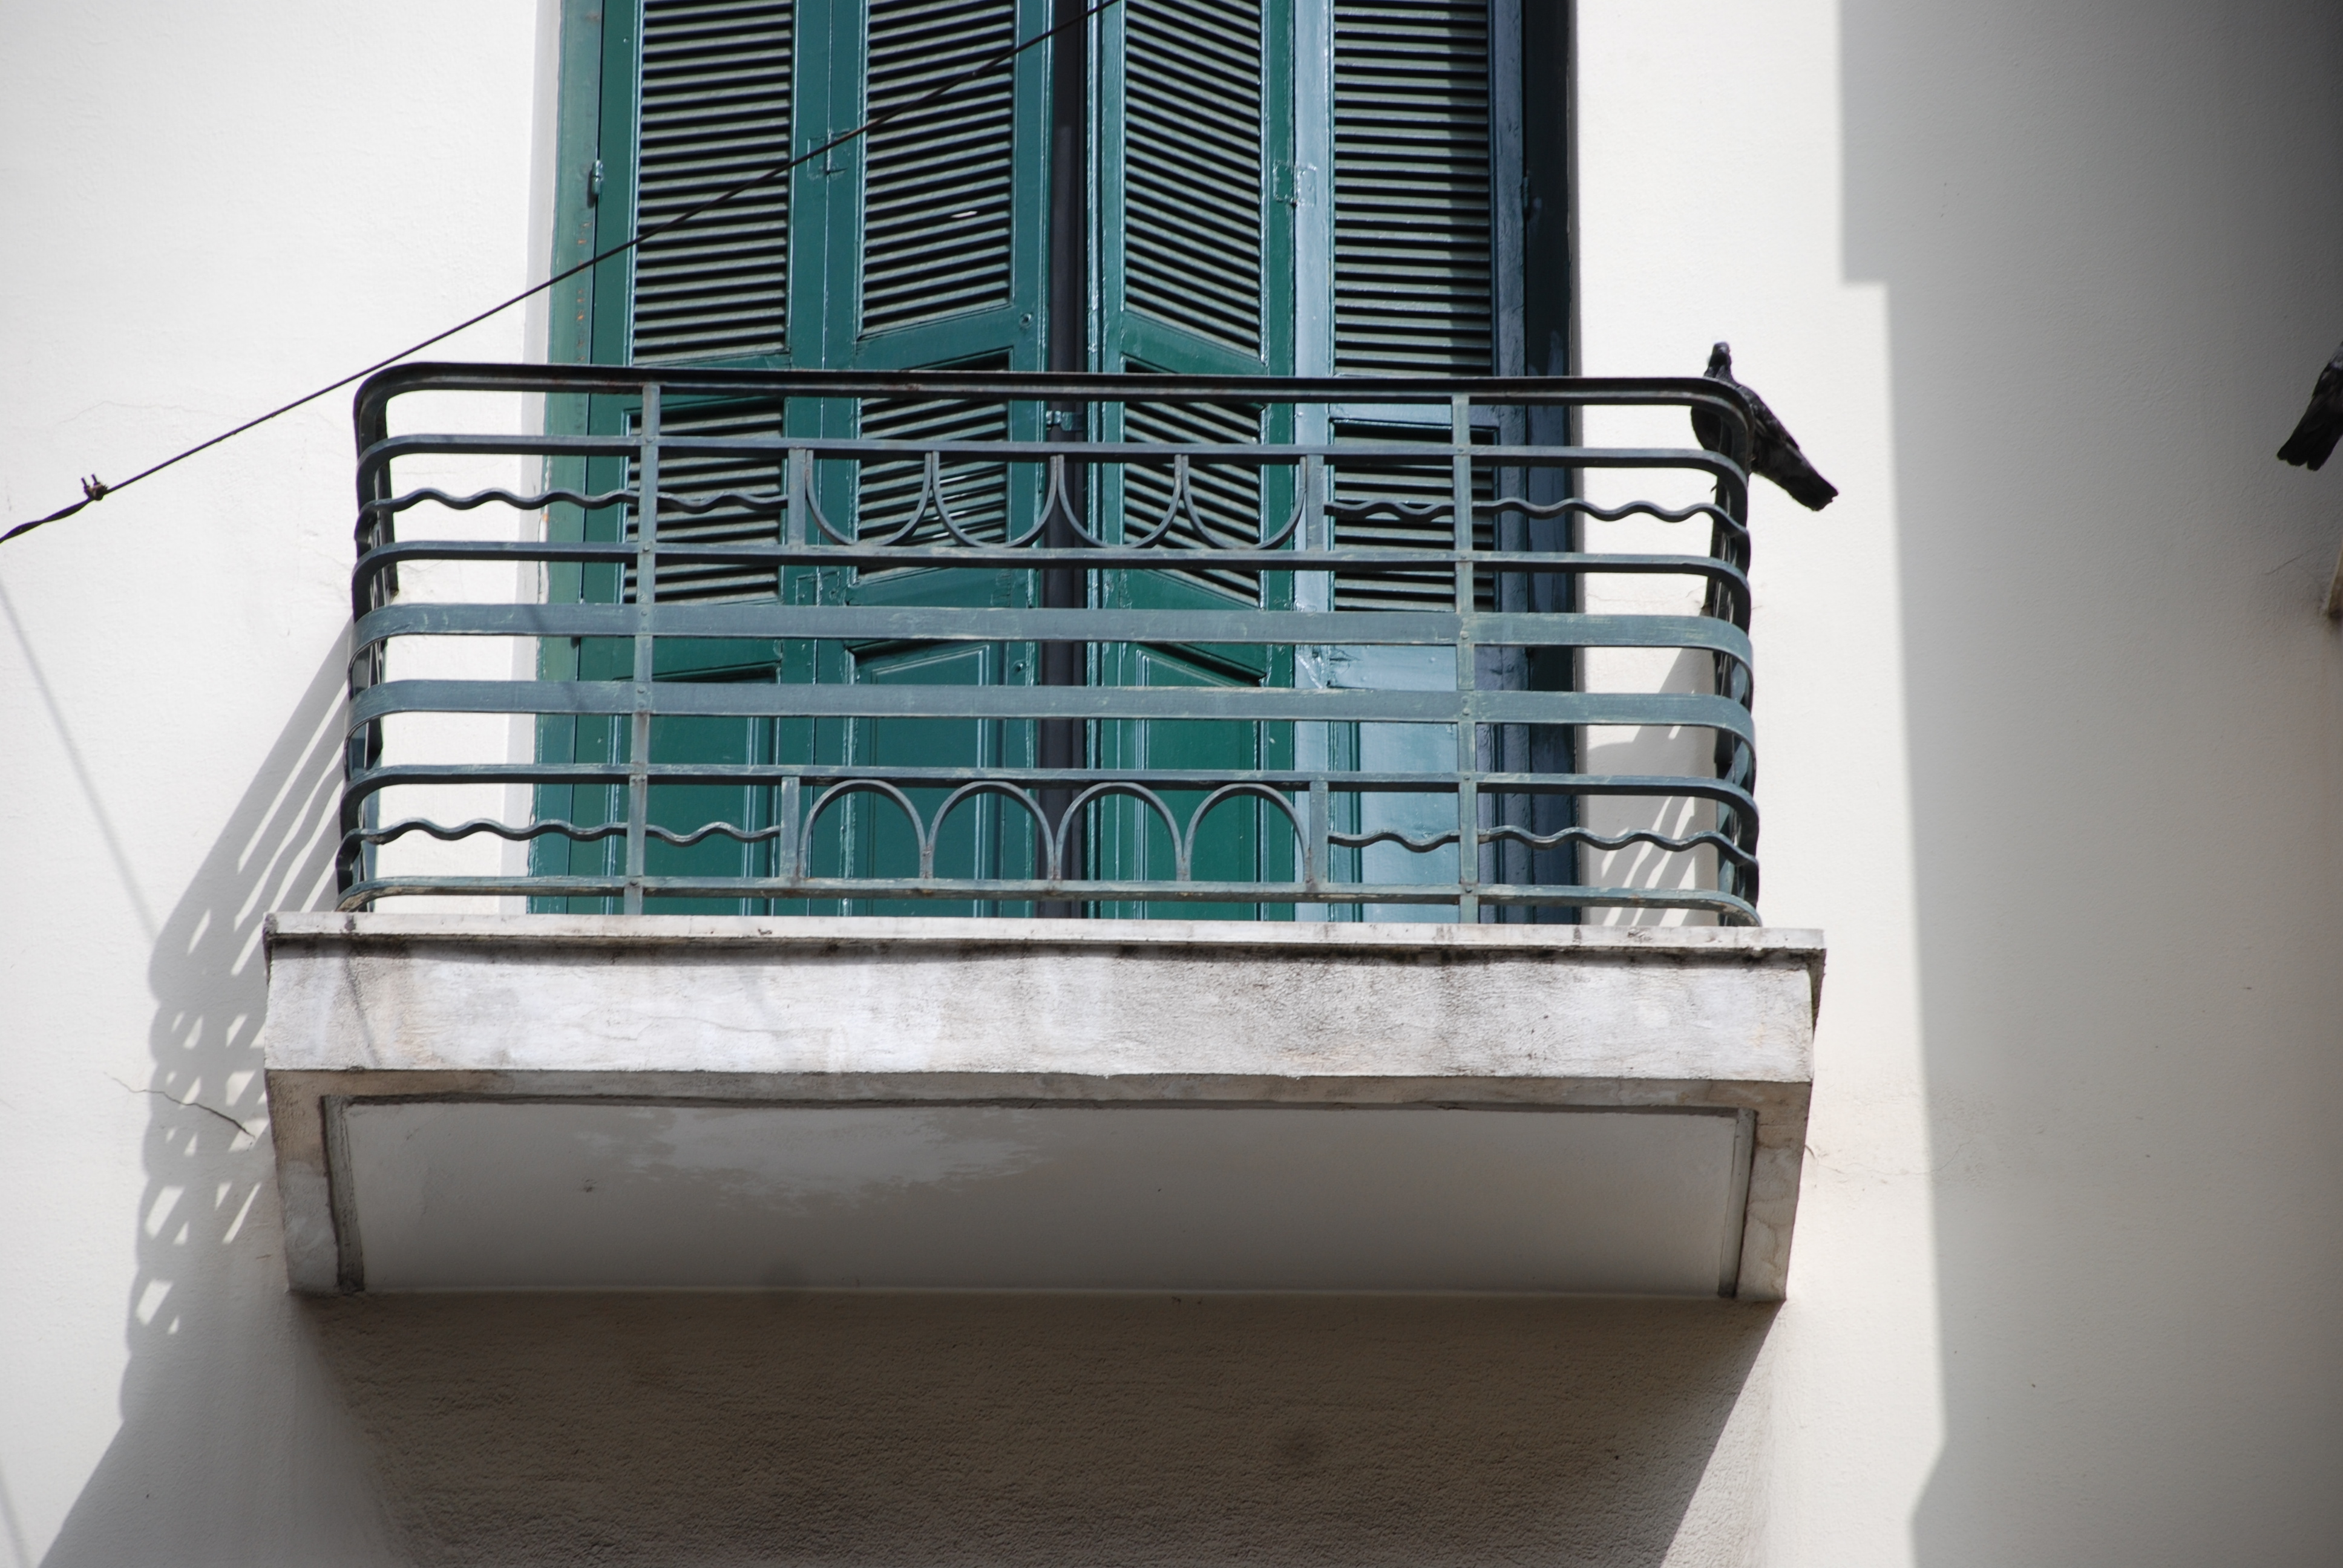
[3,1,2341,1564]
[0,1,552,1558]
[1573,1,2343,1563]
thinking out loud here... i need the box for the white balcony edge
[259,915,1821,1301]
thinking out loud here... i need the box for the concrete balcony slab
[258,915,1821,1300]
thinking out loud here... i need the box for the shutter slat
[632,0,795,364]
[1334,0,1490,379]
[860,0,1018,335]
[1328,1,1491,609]
[857,367,1015,556]
[1124,0,1265,359]
[629,404,792,605]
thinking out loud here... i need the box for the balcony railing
[343,365,1763,923]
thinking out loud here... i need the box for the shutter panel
[1103,0,1291,375]
[1332,0,1491,376]
[628,403,790,604]
[1122,0,1265,361]
[834,0,1046,916]
[1096,4,1296,915]
[859,0,1021,335]
[856,367,1015,550]
[1325,1,1497,608]
[631,0,797,364]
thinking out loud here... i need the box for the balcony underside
[260,916,1820,1300]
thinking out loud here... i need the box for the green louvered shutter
[1091,0,1299,916]
[832,0,1050,915]
[629,0,798,364]
[600,0,1050,374]
[1101,0,1293,376]
[1332,0,1492,377]
[543,0,1524,915]
[851,0,1045,362]
[542,0,1052,915]
[1317,2,1541,918]
[1322,0,1498,618]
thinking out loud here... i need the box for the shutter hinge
[1272,161,1297,206]
[588,159,605,204]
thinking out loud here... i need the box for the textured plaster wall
[2,0,2342,1564]
[0,0,551,1559]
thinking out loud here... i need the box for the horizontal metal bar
[350,547,1753,629]
[346,760,1759,814]
[366,434,1719,465]
[362,365,1754,403]
[355,540,1748,578]
[352,678,1757,740]
[354,364,1763,446]
[358,432,1740,483]
[339,873,1757,924]
[355,602,1753,662]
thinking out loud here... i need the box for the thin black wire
[0,0,1122,547]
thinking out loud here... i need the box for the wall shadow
[42,632,395,1566]
[306,1292,1772,1567]
[1842,0,2343,1560]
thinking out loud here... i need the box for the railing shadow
[36,623,1777,1566]
[42,630,395,1566]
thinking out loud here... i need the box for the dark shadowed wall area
[301,1293,1765,1566]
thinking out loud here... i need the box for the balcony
[258,365,1820,1299]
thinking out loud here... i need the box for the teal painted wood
[1091,0,1302,915]
[818,0,1051,915]
[632,0,798,363]
[845,0,1050,373]
[528,0,617,898]
[1099,0,1296,377]
[477,0,1614,927]
[549,0,606,373]
[1332,0,1493,376]
[541,0,808,910]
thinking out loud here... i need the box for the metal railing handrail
[341,364,1763,924]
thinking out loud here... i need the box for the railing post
[624,383,660,916]
[786,443,809,547]
[1036,426,1089,917]
[1452,393,1480,923]
[778,774,802,887]
[1306,776,1328,901]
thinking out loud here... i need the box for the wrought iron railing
[343,364,1763,923]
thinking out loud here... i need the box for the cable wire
[1,0,1122,547]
